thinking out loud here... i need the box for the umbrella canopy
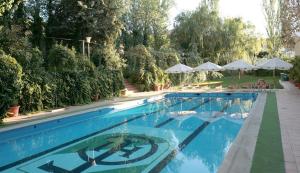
[165,63,193,73]
[193,61,223,72]
[257,57,293,70]
[223,59,256,71]
[223,59,256,80]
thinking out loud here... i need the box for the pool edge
[217,93,267,173]
[0,94,166,133]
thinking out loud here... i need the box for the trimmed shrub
[92,68,125,98]
[0,52,23,120]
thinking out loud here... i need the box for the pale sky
[169,0,267,37]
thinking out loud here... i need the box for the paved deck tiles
[277,81,300,173]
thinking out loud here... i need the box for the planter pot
[7,105,20,117]
[120,89,127,96]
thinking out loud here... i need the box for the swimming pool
[0,92,258,173]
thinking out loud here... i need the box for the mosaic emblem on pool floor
[15,133,171,173]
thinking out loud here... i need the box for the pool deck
[277,81,300,173]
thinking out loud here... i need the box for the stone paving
[277,81,300,173]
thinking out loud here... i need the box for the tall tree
[263,0,282,55]
[171,2,261,65]
[0,0,22,16]
[280,0,300,48]
[30,5,44,50]
[122,0,173,49]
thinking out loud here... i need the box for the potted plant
[0,53,23,121]
[7,100,20,117]
[120,89,127,96]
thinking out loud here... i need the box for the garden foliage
[290,56,300,82]
[0,43,125,120]
[0,52,23,120]
[125,45,168,91]
[0,0,295,122]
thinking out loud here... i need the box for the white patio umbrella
[193,61,223,72]
[165,63,193,74]
[165,63,193,85]
[257,57,293,77]
[165,63,193,113]
[257,57,293,88]
[223,59,256,79]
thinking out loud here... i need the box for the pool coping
[0,94,166,133]
[0,90,257,131]
[218,92,267,173]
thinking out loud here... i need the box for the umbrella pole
[180,73,181,89]
[273,69,275,89]
[238,70,241,89]
[180,73,182,113]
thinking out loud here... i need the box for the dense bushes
[0,52,23,120]
[124,45,207,88]
[11,47,55,113]
[47,44,124,107]
[91,46,126,70]
[47,44,77,72]
[125,45,168,91]
[151,48,180,70]
[0,43,125,121]
[290,56,300,82]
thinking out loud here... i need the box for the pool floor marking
[154,98,212,128]
[0,114,144,171]
[0,99,191,171]
[149,121,210,173]
[38,135,159,172]
[155,118,175,128]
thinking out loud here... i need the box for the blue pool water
[0,92,258,173]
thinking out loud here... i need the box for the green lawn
[250,93,285,173]
[210,75,283,89]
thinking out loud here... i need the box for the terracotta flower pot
[7,105,20,117]
[120,89,127,96]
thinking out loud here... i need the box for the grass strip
[211,75,283,89]
[250,92,285,173]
